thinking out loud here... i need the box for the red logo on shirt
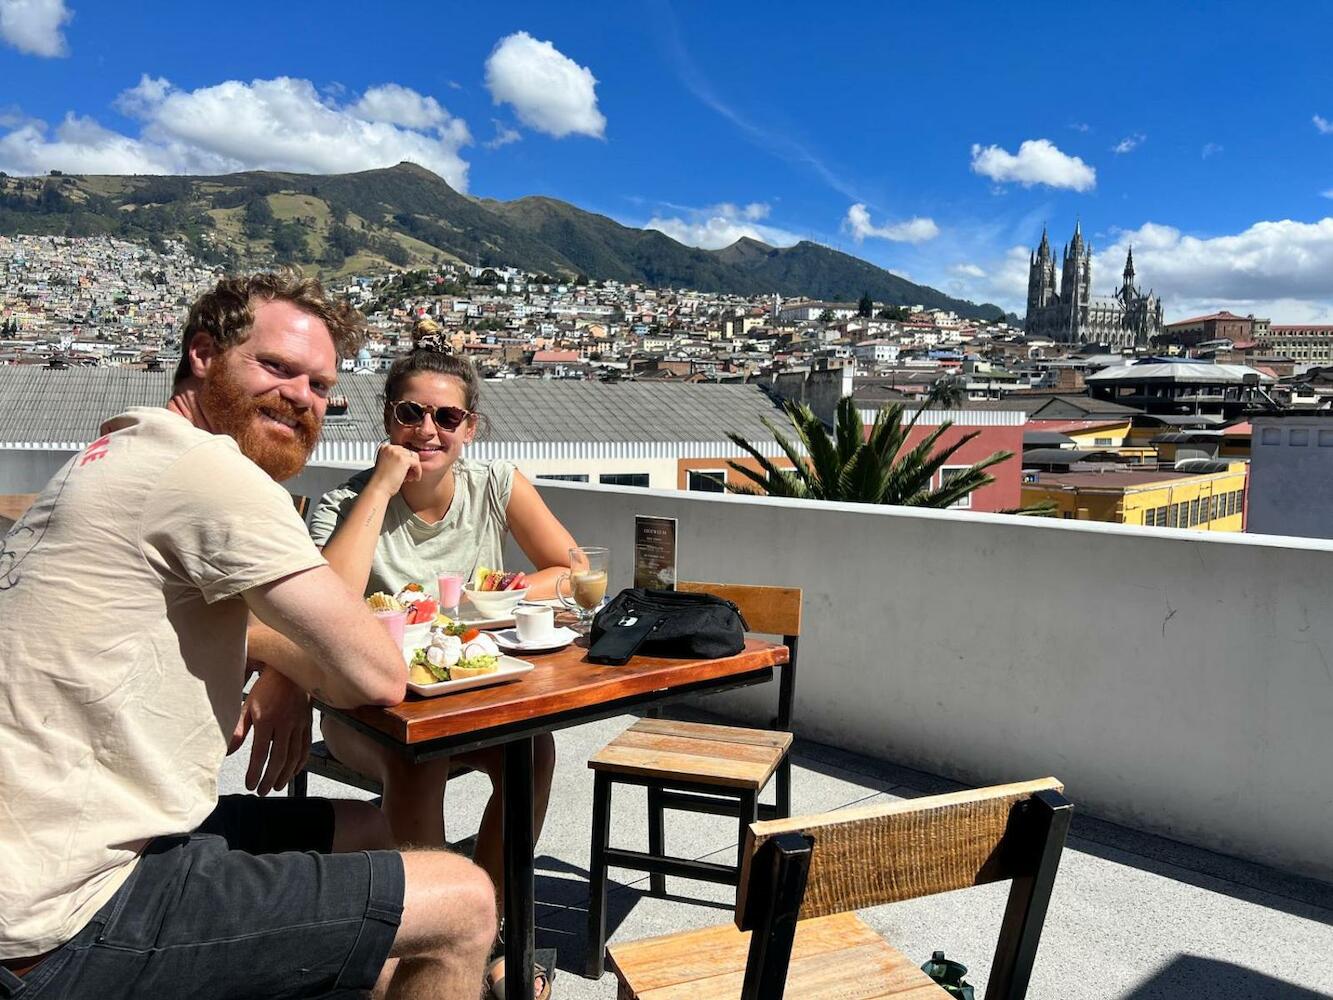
[79,435,112,466]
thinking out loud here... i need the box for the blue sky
[3,0,1333,320]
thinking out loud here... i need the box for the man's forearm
[247,619,367,708]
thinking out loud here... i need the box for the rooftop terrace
[221,710,1333,998]
[7,458,1333,996]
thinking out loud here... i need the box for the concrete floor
[219,710,1333,999]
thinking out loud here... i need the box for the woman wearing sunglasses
[307,319,573,1000]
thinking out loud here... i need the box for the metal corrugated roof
[1087,363,1274,384]
[0,367,791,449]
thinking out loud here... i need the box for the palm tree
[726,392,1012,508]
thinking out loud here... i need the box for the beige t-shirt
[0,407,325,957]
[308,457,515,596]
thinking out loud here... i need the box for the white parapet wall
[515,480,1333,883]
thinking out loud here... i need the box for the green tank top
[308,457,516,597]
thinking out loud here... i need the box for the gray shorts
[1,796,404,1000]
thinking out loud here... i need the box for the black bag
[587,588,748,666]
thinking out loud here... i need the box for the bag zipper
[620,594,748,631]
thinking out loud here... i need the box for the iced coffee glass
[556,546,609,632]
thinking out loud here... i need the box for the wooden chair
[604,777,1073,1000]
[585,581,802,977]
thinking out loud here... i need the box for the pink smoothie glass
[437,572,465,618]
[373,608,409,647]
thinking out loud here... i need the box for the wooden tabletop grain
[333,637,789,747]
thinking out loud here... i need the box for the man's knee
[331,799,394,851]
[398,851,497,955]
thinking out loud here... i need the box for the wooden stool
[584,582,802,978]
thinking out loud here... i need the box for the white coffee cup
[514,605,556,644]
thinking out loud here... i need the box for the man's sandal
[485,944,555,1000]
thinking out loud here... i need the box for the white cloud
[0,75,473,189]
[1321,189,1333,200]
[484,31,605,139]
[0,0,71,57]
[1112,132,1146,154]
[483,120,522,150]
[1202,142,1224,159]
[348,83,449,129]
[946,217,1333,322]
[970,139,1096,192]
[1091,219,1333,319]
[1069,122,1091,133]
[843,203,939,244]
[644,201,800,250]
[1314,114,1333,135]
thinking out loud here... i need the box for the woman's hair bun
[411,317,450,355]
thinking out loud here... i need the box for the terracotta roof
[1164,311,1250,327]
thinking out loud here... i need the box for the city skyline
[3,1,1333,321]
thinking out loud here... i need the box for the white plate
[405,654,535,697]
[491,626,580,654]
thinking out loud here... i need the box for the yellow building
[1022,462,1249,531]
[1056,419,1134,449]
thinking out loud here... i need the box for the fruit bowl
[463,586,528,619]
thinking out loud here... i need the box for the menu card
[634,515,677,590]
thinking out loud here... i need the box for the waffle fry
[366,592,405,612]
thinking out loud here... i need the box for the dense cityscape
[3,227,1332,539]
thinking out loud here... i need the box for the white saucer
[491,626,579,654]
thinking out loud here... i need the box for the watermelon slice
[406,597,438,625]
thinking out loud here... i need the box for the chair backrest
[734,777,1072,1000]
[0,493,37,531]
[677,580,802,730]
[676,580,802,638]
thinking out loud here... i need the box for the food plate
[405,653,535,698]
[491,626,580,654]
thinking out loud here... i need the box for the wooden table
[321,636,789,999]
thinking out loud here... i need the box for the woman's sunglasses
[389,399,473,431]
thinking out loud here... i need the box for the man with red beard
[0,272,497,999]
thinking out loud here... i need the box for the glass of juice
[373,608,409,648]
[556,546,609,633]
[437,571,464,620]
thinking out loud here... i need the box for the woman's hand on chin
[370,443,422,496]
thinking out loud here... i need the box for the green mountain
[0,162,1006,320]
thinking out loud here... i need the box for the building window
[938,467,972,508]
[1155,506,1167,526]
[1170,503,1180,527]
[1094,437,1113,446]
[687,469,727,493]
[1260,427,1281,446]
[599,473,650,488]
[536,473,589,482]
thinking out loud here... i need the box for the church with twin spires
[1024,221,1163,347]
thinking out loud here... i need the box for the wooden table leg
[503,736,535,1000]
